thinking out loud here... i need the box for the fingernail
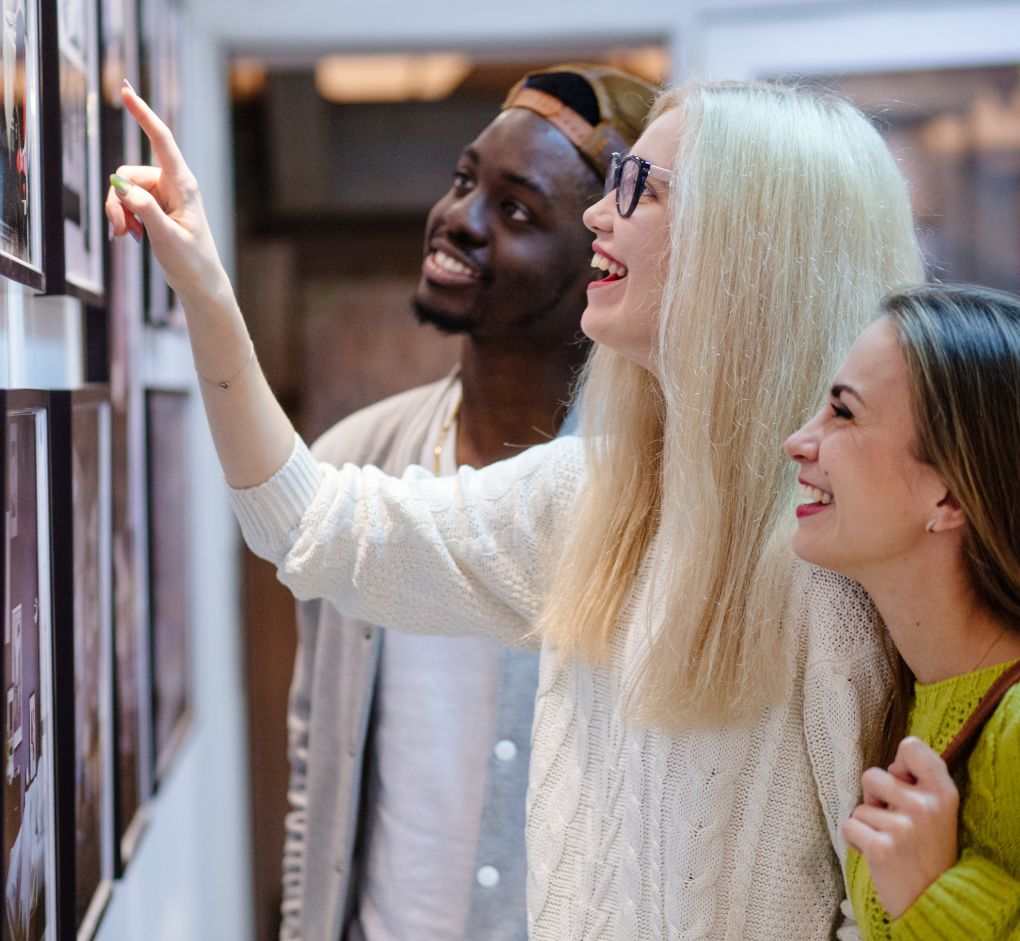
[110,173,133,196]
[123,78,137,96]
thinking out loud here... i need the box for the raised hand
[841,736,960,919]
[105,81,232,307]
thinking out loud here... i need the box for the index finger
[121,82,185,175]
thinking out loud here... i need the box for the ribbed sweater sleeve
[226,432,585,648]
[890,852,1020,940]
[850,674,1020,940]
[892,681,1020,940]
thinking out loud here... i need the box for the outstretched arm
[105,82,293,488]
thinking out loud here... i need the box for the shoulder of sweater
[978,679,1020,760]
[790,561,883,666]
[310,375,458,465]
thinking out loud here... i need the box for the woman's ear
[931,490,967,533]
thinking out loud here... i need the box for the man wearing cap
[281,64,655,941]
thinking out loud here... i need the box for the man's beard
[411,298,481,336]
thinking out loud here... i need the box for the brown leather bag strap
[941,660,1020,776]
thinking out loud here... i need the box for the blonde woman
[786,285,1020,939]
[107,80,923,938]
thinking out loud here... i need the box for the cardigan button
[494,739,517,762]
[476,865,500,888]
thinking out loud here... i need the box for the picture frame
[0,0,45,290]
[138,0,183,327]
[100,0,152,870]
[2,390,59,940]
[49,388,115,940]
[40,0,105,303]
[144,389,191,786]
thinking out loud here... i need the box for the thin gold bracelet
[196,342,255,391]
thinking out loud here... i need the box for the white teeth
[798,483,833,505]
[590,253,628,277]
[433,250,477,278]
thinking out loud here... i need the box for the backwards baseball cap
[501,63,658,178]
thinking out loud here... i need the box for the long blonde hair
[539,81,924,729]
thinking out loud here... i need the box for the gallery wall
[3,1,1016,939]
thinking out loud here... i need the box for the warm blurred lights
[607,45,670,85]
[231,59,269,101]
[921,87,1020,156]
[314,53,472,104]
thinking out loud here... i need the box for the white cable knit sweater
[230,433,889,940]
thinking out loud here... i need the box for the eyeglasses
[603,152,672,218]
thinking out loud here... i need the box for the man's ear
[933,490,967,532]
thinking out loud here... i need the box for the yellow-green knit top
[847,659,1020,939]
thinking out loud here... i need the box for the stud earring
[925,517,937,533]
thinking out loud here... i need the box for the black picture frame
[2,390,59,940]
[138,0,183,327]
[0,0,45,290]
[40,0,105,303]
[49,388,115,940]
[144,389,191,787]
[100,0,151,872]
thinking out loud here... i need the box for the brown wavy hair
[879,284,1020,762]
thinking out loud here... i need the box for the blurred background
[11,1,1020,938]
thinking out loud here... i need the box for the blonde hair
[539,81,924,729]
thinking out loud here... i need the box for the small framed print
[100,0,151,869]
[0,0,45,290]
[41,0,105,303]
[144,389,191,786]
[138,0,183,327]
[2,391,59,940]
[49,389,115,939]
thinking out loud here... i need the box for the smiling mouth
[423,249,482,285]
[590,252,628,283]
[796,483,834,518]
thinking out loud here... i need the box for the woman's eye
[830,400,853,420]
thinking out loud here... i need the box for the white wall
[89,0,1020,936]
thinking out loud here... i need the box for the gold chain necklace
[433,395,463,475]
[970,626,1008,674]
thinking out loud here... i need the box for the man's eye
[502,201,531,223]
[452,170,474,193]
[830,400,853,419]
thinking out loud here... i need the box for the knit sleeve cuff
[226,433,322,564]
[890,853,1020,940]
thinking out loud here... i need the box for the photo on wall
[2,392,58,941]
[138,0,182,326]
[144,390,191,786]
[41,0,104,302]
[100,0,151,869]
[0,0,44,289]
[49,390,115,940]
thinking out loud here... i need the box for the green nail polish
[110,173,133,196]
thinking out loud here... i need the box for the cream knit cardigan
[230,434,888,941]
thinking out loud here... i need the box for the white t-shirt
[352,407,504,941]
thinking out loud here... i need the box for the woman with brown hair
[786,284,1020,938]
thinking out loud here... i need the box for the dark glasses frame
[604,152,672,218]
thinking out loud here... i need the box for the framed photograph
[100,0,151,870]
[144,390,190,786]
[138,0,183,327]
[0,0,44,289]
[49,389,115,940]
[2,391,59,940]
[40,0,104,302]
